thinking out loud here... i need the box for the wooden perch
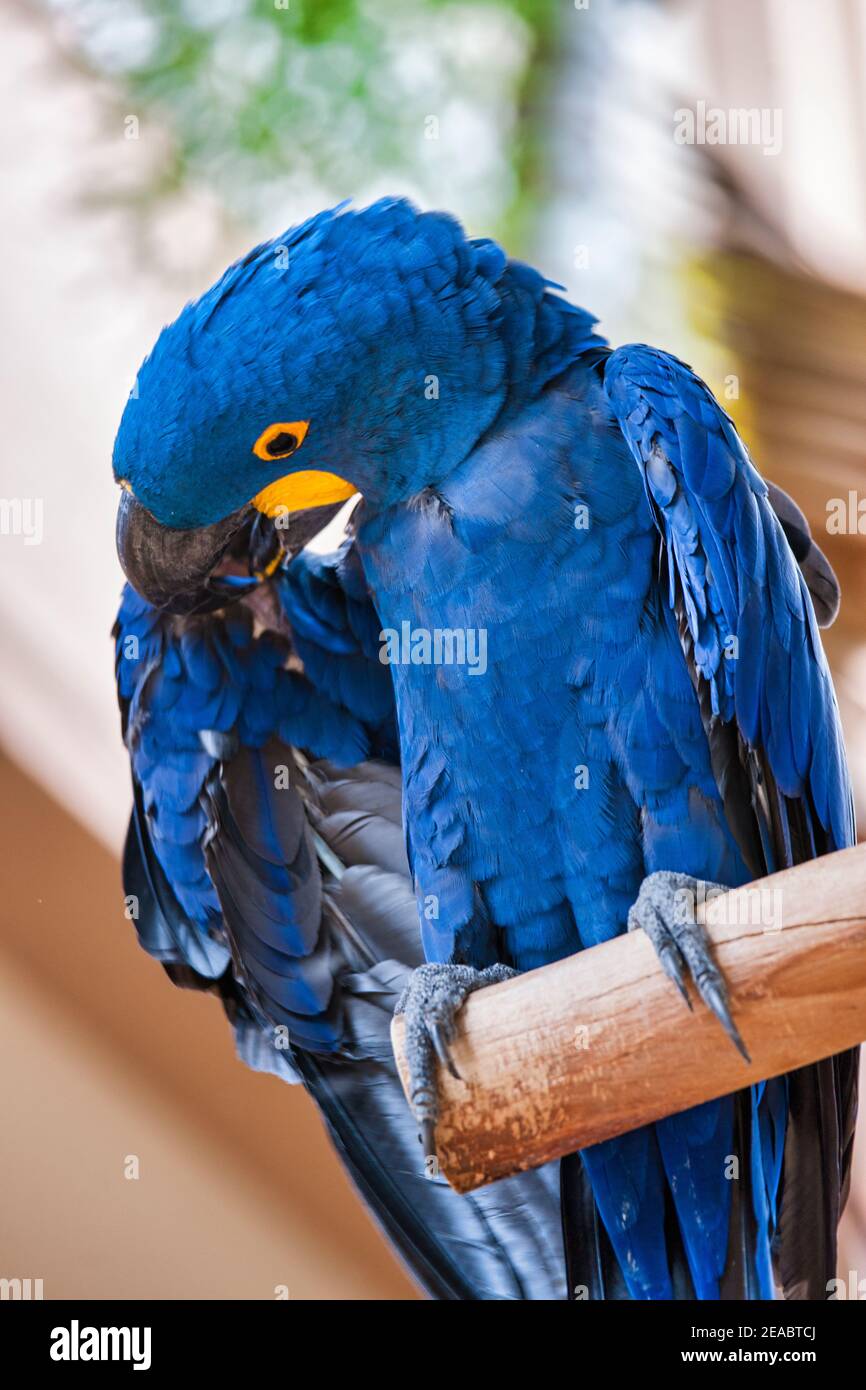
[391,844,866,1194]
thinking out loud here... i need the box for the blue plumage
[112,198,856,1300]
[114,570,379,1041]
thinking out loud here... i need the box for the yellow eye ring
[253,420,310,462]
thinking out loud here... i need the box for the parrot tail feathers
[561,1151,707,1300]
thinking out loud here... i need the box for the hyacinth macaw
[112,198,857,1300]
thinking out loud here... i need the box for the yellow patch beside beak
[253,470,357,516]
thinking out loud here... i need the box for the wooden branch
[391,844,866,1194]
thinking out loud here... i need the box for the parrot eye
[253,420,310,462]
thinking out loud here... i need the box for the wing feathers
[605,344,858,1299]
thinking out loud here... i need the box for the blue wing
[114,545,566,1300]
[604,343,858,1298]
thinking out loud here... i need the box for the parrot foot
[395,962,518,1172]
[627,871,751,1064]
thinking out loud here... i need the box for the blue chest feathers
[356,367,718,968]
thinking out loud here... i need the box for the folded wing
[114,543,565,1300]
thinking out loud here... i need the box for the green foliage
[48,0,561,245]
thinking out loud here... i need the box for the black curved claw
[429,1020,461,1080]
[700,979,751,1064]
[657,938,691,1009]
[419,1119,437,1175]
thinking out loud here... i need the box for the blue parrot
[113,198,857,1300]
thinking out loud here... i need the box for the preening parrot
[113,198,857,1300]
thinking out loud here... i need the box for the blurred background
[2,0,866,1298]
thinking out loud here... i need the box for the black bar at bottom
[2,1295,863,1373]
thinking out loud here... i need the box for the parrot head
[114,197,516,612]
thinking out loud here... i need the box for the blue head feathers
[113,197,605,529]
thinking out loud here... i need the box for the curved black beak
[116,488,349,615]
[116,490,253,614]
